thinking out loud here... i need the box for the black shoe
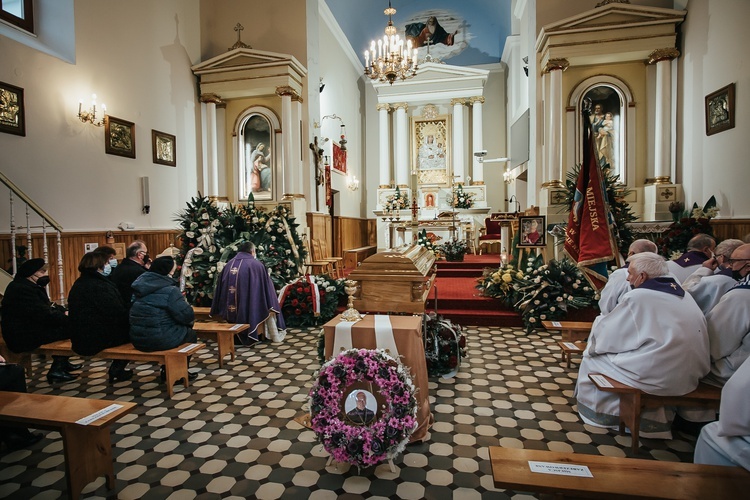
[109,369,134,384]
[2,432,43,450]
[62,359,83,372]
[47,370,78,383]
[187,371,198,382]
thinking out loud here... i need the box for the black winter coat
[109,258,147,308]
[67,270,130,356]
[0,278,69,353]
[129,272,194,352]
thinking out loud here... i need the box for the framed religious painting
[332,140,346,175]
[0,81,25,136]
[241,113,274,201]
[705,83,735,136]
[104,115,136,159]
[151,129,176,167]
[518,215,546,248]
[412,115,451,186]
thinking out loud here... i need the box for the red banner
[325,163,332,207]
[564,108,618,291]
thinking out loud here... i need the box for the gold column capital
[392,102,409,111]
[450,98,467,107]
[542,58,570,74]
[275,86,299,99]
[376,103,391,112]
[647,48,680,65]
[468,96,485,105]
[200,93,224,105]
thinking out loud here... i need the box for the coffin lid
[348,244,435,281]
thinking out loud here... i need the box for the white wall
[0,0,202,232]
[678,0,750,217]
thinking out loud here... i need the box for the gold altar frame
[412,115,451,186]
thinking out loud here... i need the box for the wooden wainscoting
[306,213,375,258]
[0,230,180,301]
[711,219,750,242]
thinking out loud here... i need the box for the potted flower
[450,184,475,209]
[439,239,468,262]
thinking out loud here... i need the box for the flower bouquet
[308,348,418,469]
[657,196,718,260]
[450,184,475,209]
[384,186,409,212]
[279,274,345,327]
[476,264,528,306]
[439,238,468,262]
[424,312,467,378]
[417,229,440,256]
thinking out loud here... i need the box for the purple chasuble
[673,250,709,268]
[210,252,286,342]
[639,276,685,297]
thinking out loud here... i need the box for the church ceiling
[324,0,511,67]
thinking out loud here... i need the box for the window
[0,0,34,33]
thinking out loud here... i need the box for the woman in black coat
[68,252,132,383]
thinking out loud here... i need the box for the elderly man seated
[695,357,750,470]
[703,243,750,387]
[210,241,286,344]
[598,239,658,315]
[575,252,710,439]
[666,233,716,284]
[683,238,744,314]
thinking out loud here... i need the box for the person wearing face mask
[682,239,745,314]
[110,240,150,308]
[597,238,658,315]
[67,252,132,383]
[0,258,81,383]
[703,244,750,387]
[92,245,119,275]
[574,252,710,439]
[129,256,198,382]
[666,233,716,284]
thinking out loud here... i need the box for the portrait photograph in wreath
[518,215,546,247]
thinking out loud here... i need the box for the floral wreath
[309,348,418,469]
[424,312,466,378]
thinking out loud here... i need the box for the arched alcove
[234,106,281,202]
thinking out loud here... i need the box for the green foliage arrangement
[657,196,718,260]
[450,184,475,209]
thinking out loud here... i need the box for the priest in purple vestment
[210,241,286,344]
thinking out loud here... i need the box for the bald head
[627,239,658,257]
[730,244,750,279]
[687,234,716,258]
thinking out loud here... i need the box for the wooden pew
[33,341,204,398]
[192,306,216,322]
[343,245,377,270]
[556,340,587,368]
[542,320,593,342]
[0,392,136,500]
[193,322,249,368]
[588,373,721,454]
[489,446,750,499]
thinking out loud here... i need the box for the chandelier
[364,1,418,85]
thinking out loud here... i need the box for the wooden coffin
[347,244,436,314]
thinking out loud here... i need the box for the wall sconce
[347,174,359,191]
[320,114,347,151]
[77,93,106,127]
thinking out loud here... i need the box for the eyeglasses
[726,258,750,264]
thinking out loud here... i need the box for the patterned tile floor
[0,325,699,499]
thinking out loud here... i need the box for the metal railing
[0,171,65,304]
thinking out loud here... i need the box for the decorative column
[292,93,303,196]
[200,93,224,198]
[541,58,568,189]
[647,48,680,185]
[276,86,301,199]
[377,104,392,188]
[451,98,466,183]
[393,103,409,187]
[469,96,485,185]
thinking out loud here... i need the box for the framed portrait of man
[518,215,546,248]
[412,115,451,186]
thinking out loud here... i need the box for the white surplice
[597,267,630,315]
[695,357,750,470]
[575,283,710,438]
[666,260,702,284]
[686,272,737,314]
[704,287,750,386]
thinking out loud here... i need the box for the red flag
[564,106,618,291]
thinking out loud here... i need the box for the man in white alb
[666,234,716,283]
[683,238,744,314]
[598,239,658,315]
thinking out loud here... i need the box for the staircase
[0,172,65,303]
[426,254,524,328]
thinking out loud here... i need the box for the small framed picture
[152,129,176,167]
[518,215,547,248]
[105,115,136,158]
[0,81,26,136]
[705,83,735,136]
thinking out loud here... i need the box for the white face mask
[109,258,118,269]
[101,263,112,277]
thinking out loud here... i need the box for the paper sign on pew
[76,404,123,425]
[178,343,202,353]
[562,342,582,350]
[230,324,247,331]
[590,374,614,388]
[528,461,593,478]
[551,321,562,327]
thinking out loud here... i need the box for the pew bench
[489,446,750,499]
[33,341,205,398]
[343,245,377,270]
[193,322,250,368]
[0,392,136,500]
[192,306,216,322]
[588,373,721,454]
[542,320,593,342]
[556,340,586,368]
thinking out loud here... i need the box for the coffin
[347,244,436,314]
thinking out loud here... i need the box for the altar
[322,314,433,442]
[374,208,490,250]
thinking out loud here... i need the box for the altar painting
[412,115,450,186]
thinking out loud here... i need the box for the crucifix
[309,136,325,211]
[229,23,252,50]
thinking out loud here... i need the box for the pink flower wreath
[308,348,418,469]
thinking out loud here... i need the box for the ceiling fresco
[324,0,512,67]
